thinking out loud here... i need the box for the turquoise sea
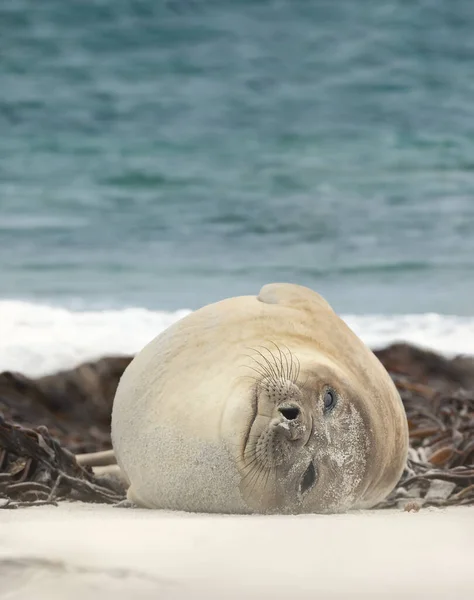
[1,0,474,374]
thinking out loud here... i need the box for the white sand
[0,503,473,599]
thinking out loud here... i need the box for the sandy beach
[1,502,473,599]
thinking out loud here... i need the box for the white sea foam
[1,300,473,377]
[0,300,190,377]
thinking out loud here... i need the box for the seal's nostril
[279,406,300,421]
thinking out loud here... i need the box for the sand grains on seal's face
[311,403,370,512]
[237,349,372,514]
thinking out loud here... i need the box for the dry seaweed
[0,416,125,508]
[375,347,474,509]
[0,356,132,454]
[0,344,473,510]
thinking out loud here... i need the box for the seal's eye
[299,462,316,495]
[323,389,336,412]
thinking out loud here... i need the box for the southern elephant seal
[111,283,408,514]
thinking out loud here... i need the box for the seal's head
[237,346,379,514]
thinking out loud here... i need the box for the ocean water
[1,0,474,375]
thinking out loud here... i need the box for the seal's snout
[278,405,300,421]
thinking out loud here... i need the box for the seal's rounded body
[111,284,408,514]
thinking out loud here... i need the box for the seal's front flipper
[76,449,116,468]
[92,464,124,479]
[257,283,334,314]
[114,498,138,509]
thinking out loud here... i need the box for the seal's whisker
[258,458,272,494]
[281,345,291,381]
[243,350,278,381]
[279,342,298,384]
[243,351,271,372]
[242,452,265,475]
[294,353,301,383]
[278,342,292,381]
[242,365,271,384]
[241,454,262,473]
[265,342,285,380]
[290,349,297,383]
[227,435,264,462]
[251,347,280,381]
[290,351,296,382]
[287,350,294,382]
[241,473,263,499]
[263,464,277,498]
[251,362,275,381]
[256,461,273,498]
[241,365,271,382]
[240,460,268,493]
[269,341,288,383]
[250,463,275,498]
[256,345,282,380]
